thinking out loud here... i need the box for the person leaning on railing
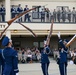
[0,4,5,22]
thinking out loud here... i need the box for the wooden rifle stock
[49,19,54,37]
[66,34,76,47]
[0,25,11,38]
[46,19,54,45]
[7,7,39,25]
[19,23,37,37]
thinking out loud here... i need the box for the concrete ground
[19,59,76,75]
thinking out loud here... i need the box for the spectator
[61,7,66,22]
[11,5,16,18]
[21,49,25,63]
[0,4,5,22]
[18,50,22,62]
[67,9,71,22]
[24,5,31,22]
[53,9,57,22]
[35,50,41,62]
[17,4,23,22]
[32,51,37,62]
[57,8,61,22]
[49,9,53,22]
[69,48,76,64]
[45,8,50,22]
[74,48,76,56]
[53,48,58,60]
[72,7,76,22]
[26,48,32,63]
[41,8,45,22]
[26,52,32,63]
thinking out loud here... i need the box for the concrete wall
[0,23,76,35]
[10,0,76,11]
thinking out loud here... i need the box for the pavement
[19,59,76,75]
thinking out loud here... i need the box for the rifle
[19,23,37,37]
[66,34,76,47]
[46,19,54,46]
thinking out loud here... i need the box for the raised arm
[46,19,54,46]
[57,32,66,48]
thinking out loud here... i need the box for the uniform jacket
[24,7,29,11]
[0,49,5,75]
[2,47,19,75]
[0,50,2,65]
[0,50,4,66]
[59,39,68,63]
[11,7,16,13]
[41,46,50,63]
[17,7,23,13]
[0,7,5,12]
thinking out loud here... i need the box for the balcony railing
[0,12,76,23]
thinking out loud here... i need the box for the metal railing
[0,12,76,23]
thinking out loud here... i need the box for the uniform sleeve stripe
[63,50,68,53]
[14,69,18,71]
[59,40,62,42]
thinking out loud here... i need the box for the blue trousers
[3,65,16,75]
[0,65,4,75]
[0,65,2,75]
[41,63,49,75]
[59,62,67,75]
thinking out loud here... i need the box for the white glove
[57,32,60,38]
[69,60,74,65]
[16,73,19,75]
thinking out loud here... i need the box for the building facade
[0,0,76,50]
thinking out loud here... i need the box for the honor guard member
[57,32,68,75]
[2,36,19,75]
[41,19,53,75]
[41,41,50,75]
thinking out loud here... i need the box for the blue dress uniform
[2,36,19,75]
[41,9,45,22]
[0,49,5,75]
[58,39,68,75]
[0,4,5,22]
[41,46,50,75]
[24,5,31,22]
[11,5,16,18]
[17,4,23,22]
[0,50,2,75]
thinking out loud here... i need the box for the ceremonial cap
[2,36,10,46]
